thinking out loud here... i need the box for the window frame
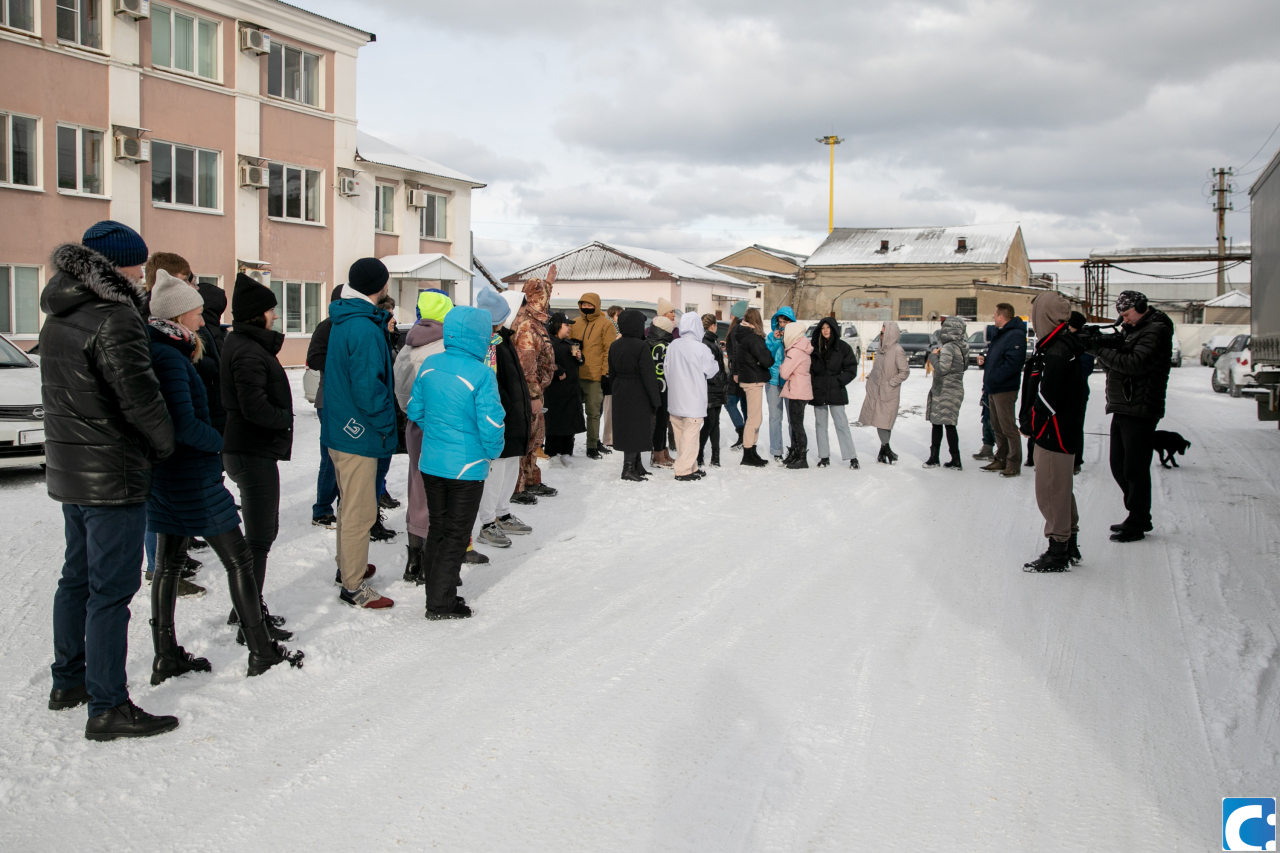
[149,3,221,82]
[0,111,41,190]
[267,279,323,335]
[150,139,221,213]
[1,0,37,34]
[897,298,924,321]
[0,263,42,337]
[55,122,107,197]
[374,183,395,234]
[55,0,102,50]
[954,297,978,321]
[267,161,324,225]
[266,40,321,108]
[417,191,448,240]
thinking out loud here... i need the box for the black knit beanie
[232,272,278,322]
[348,258,390,296]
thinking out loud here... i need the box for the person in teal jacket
[322,259,397,610]
[408,304,505,620]
[764,306,796,459]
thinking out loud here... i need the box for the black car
[899,332,933,366]
[967,330,989,365]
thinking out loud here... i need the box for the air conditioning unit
[114,135,150,163]
[240,28,271,55]
[239,163,269,189]
[114,0,150,19]
[338,176,359,197]
[407,188,431,208]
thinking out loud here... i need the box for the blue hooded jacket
[408,305,506,481]
[767,307,796,386]
[982,315,1027,394]
[321,297,397,457]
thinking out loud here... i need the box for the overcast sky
[306,0,1279,283]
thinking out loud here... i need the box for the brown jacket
[512,277,556,399]
[858,321,910,430]
[570,292,617,381]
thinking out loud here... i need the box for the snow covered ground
[1,364,1277,851]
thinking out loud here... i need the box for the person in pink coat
[779,322,814,469]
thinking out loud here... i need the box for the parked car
[0,333,45,470]
[1170,331,1182,367]
[867,333,879,358]
[899,332,933,367]
[1211,335,1256,397]
[966,330,989,366]
[1200,334,1236,366]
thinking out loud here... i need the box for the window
[374,184,394,232]
[56,0,100,49]
[267,279,322,333]
[417,192,447,239]
[1,113,39,187]
[267,42,319,106]
[2,0,35,33]
[898,298,923,320]
[0,265,40,335]
[56,125,104,195]
[685,304,697,314]
[151,141,218,209]
[955,297,978,320]
[151,4,219,80]
[268,163,322,223]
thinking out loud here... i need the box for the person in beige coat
[859,321,910,464]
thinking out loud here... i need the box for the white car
[0,333,45,469]
[1211,335,1256,397]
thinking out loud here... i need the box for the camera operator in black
[1082,290,1173,542]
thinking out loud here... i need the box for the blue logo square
[1222,798,1276,851]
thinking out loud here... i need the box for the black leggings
[421,473,485,613]
[223,453,279,593]
[787,399,807,455]
[698,405,722,459]
[931,424,960,459]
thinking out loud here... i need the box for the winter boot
[943,459,963,470]
[749,446,770,467]
[710,447,721,467]
[206,530,304,675]
[850,458,860,469]
[972,444,994,460]
[622,453,645,482]
[369,512,397,542]
[816,457,830,468]
[634,454,652,478]
[1023,539,1070,573]
[84,700,179,741]
[785,453,809,469]
[1067,532,1082,565]
[981,459,1006,472]
[885,445,899,463]
[923,450,941,469]
[403,536,424,583]
[149,618,211,686]
[731,426,744,450]
[150,534,211,686]
[877,444,889,464]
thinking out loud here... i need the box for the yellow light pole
[816,135,844,232]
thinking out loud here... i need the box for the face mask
[580,306,595,316]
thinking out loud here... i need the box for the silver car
[0,334,45,470]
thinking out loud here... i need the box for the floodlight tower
[816,135,844,233]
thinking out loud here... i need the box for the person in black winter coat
[979,305,1028,476]
[305,284,345,525]
[729,307,775,466]
[1085,290,1174,541]
[808,316,860,468]
[608,309,662,481]
[220,273,294,631]
[195,280,227,433]
[1067,311,1095,472]
[146,271,302,686]
[647,317,675,467]
[543,312,585,465]
[41,225,178,740]
[697,314,729,467]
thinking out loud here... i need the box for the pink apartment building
[0,0,482,364]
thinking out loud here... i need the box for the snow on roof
[503,242,747,287]
[709,263,796,281]
[1204,289,1251,308]
[355,131,485,188]
[751,244,809,265]
[806,224,1020,267]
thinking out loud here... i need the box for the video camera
[1076,320,1122,352]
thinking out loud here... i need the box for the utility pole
[816,136,844,233]
[1212,167,1234,296]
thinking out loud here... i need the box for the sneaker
[478,523,512,548]
[526,483,558,497]
[496,514,532,534]
[339,583,394,609]
[177,579,206,598]
[334,564,377,586]
[816,458,830,468]
[85,700,179,742]
[674,473,701,482]
[49,685,91,711]
[972,445,995,460]
[510,491,538,506]
[981,460,1006,472]
[369,516,397,542]
[425,600,473,620]
[312,514,337,528]
[773,455,783,464]
[999,468,1021,478]
[378,492,401,510]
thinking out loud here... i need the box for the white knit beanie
[149,268,204,320]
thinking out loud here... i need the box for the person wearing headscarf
[512,269,558,498]
[608,310,662,481]
[543,312,585,465]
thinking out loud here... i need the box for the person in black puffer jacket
[220,273,294,630]
[1086,290,1174,541]
[195,279,227,433]
[607,309,662,480]
[808,316,860,468]
[729,307,775,466]
[979,305,1028,476]
[41,224,178,740]
[146,271,301,684]
[697,313,729,467]
[647,316,675,468]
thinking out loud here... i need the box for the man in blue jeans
[765,306,795,461]
[41,221,178,740]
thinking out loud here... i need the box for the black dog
[1152,430,1191,468]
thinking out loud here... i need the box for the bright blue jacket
[321,297,397,458]
[408,305,506,481]
[982,316,1027,394]
[767,307,796,385]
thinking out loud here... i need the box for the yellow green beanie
[416,290,454,322]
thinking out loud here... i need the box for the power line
[1236,115,1280,173]
[1108,260,1248,280]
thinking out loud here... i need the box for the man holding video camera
[1081,290,1173,543]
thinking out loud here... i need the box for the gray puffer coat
[925,316,970,426]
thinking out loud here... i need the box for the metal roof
[805,224,1021,267]
[355,131,485,188]
[502,242,748,286]
[709,263,796,281]
[751,244,809,266]
[379,253,472,281]
[1204,288,1251,308]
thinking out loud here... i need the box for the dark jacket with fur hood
[39,244,175,505]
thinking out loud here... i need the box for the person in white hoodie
[664,312,720,481]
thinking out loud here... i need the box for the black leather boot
[1067,531,1082,565]
[731,426,744,450]
[207,530,303,676]
[150,534,211,686]
[404,535,423,583]
[1023,539,1070,572]
[622,452,644,481]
